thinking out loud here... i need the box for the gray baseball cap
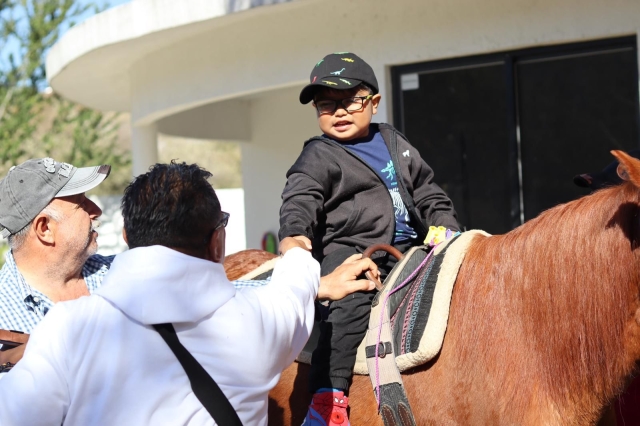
[0,158,111,238]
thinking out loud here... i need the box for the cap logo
[330,68,345,76]
[43,158,56,174]
[339,79,352,85]
[59,163,72,178]
[341,58,354,63]
[322,80,338,86]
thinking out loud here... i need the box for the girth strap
[365,296,416,426]
[365,246,423,426]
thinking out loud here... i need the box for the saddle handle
[362,244,405,290]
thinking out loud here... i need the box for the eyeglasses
[204,211,230,245]
[215,212,230,231]
[313,95,373,115]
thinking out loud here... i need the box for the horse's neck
[421,233,637,424]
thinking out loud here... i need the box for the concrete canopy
[46,0,316,127]
[46,0,640,250]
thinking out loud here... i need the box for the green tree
[0,0,130,192]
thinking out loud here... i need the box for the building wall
[91,188,246,256]
[51,0,640,249]
[126,0,640,127]
[241,87,317,249]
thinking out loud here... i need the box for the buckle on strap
[365,341,393,358]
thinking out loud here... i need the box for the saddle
[240,231,488,426]
[239,231,487,373]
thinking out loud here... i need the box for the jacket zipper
[313,136,400,246]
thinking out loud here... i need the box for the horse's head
[574,149,640,190]
[611,149,640,351]
[612,150,640,188]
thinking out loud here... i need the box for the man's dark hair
[121,161,221,252]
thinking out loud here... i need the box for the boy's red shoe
[301,390,349,426]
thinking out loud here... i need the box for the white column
[131,123,158,176]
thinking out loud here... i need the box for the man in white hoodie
[0,161,378,425]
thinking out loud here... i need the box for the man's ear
[122,228,129,246]
[207,227,226,264]
[371,94,382,115]
[33,215,55,244]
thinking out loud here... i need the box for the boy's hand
[318,254,379,301]
[279,236,312,255]
[291,235,312,251]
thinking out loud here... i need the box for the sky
[1,0,131,83]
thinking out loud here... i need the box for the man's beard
[84,219,101,257]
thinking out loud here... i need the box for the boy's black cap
[299,52,379,104]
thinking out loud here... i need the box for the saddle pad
[354,230,489,374]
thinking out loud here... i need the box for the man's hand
[318,254,380,301]
[279,236,312,254]
[0,343,26,365]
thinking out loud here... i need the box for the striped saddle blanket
[298,230,487,375]
[239,231,487,374]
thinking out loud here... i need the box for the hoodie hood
[95,246,235,324]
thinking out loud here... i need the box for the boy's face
[313,87,381,141]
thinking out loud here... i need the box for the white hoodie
[0,246,318,426]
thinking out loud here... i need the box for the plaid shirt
[233,278,271,288]
[0,251,115,334]
[0,250,270,335]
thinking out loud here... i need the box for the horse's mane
[452,183,640,416]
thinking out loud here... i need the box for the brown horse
[225,151,640,425]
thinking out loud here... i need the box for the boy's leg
[310,289,376,391]
[309,247,375,393]
[304,243,415,425]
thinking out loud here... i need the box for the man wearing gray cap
[0,158,112,365]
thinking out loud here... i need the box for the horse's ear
[611,150,640,188]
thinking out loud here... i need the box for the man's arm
[0,306,70,425]
[249,243,319,370]
[280,238,379,301]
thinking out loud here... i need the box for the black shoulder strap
[152,323,243,426]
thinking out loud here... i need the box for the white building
[47,0,640,246]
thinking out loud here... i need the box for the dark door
[392,37,640,234]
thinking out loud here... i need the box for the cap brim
[299,77,364,104]
[56,165,111,197]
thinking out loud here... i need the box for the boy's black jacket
[279,123,459,260]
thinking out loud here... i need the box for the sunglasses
[204,211,230,244]
[214,211,230,231]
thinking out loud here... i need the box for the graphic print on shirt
[340,128,417,244]
[380,160,417,241]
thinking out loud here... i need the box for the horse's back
[224,249,277,281]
